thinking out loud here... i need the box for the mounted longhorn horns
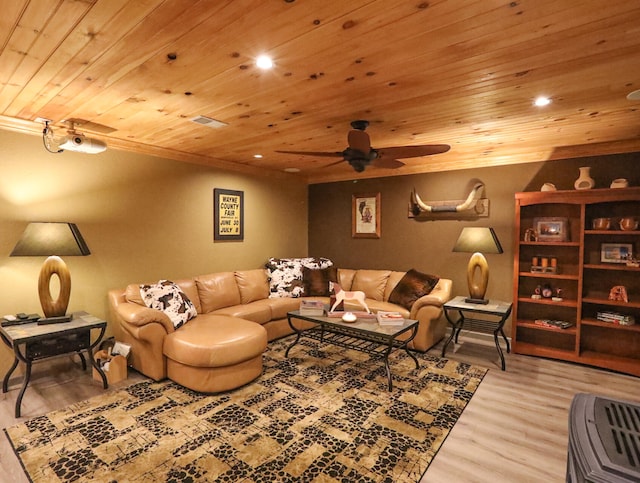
[412,182,485,213]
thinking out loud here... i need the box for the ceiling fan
[276,120,450,172]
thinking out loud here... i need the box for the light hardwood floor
[1,335,639,483]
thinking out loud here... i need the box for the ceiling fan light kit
[277,120,450,173]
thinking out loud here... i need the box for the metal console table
[441,296,512,370]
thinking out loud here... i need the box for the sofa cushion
[163,315,267,368]
[388,268,440,310]
[337,268,357,291]
[174,279,202,314]
[211,300,272,324]
[267,297,311,320]
[303,266,338,296]
[351,270,391,301]
[265,257,333,298]
[125,283,145,305]
[139,280,198,329]
[384,271,406,301]
[195,272,241,313]
[235,269,270,304]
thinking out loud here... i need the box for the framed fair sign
[352,193,380,238]
[214,188,244,241]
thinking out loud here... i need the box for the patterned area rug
[4,337,487,483]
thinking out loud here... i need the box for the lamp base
[464,297,489,304]
[38,255,71,317]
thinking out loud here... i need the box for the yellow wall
[0,129,308,374]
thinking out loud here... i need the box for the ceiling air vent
[190,115,228,128]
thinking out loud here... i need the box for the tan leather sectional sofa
[108,268,452,390]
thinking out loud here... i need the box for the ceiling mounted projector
[41,119,108,154]
[58,133,107,154]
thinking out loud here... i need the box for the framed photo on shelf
[352,193,380,238]
[600,243,633,264]
[214,188,244,241]
[533,217,569,242]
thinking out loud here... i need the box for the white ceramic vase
[574,166,595,190]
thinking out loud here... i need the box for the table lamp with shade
[10,222,90,317]
[452,227,503,304]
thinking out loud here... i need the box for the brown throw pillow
[303,266,338,296]
[388,269,440,311]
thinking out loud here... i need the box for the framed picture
[214,188,243,241]
[352,193,380,238]
[534,217,569,242]
[601,243,633,264]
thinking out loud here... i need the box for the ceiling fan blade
[347,129,370,153]
[371,158,405,169]
[276,150,342,158]
[323,159,346,168]
[377,144,450,160]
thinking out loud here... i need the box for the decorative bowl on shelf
[592,218,611,230]
[619,217,638,231]
[610,178,629,189]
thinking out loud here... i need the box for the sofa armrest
[108,289,174,381]
[409,278,452,318]
[115,301,175,334]
[406,278,452,352]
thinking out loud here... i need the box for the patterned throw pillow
[388,269,440,311]
[140,280,197,329]
[303,266,338,296]
[265,257,333,298]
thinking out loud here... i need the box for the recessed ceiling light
[284,167,300,173]
[534,96,552,107]
[256,55,274,70]
[627,89,640,101]
[253,154,263,158]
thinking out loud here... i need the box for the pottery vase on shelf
[574,166,595,190]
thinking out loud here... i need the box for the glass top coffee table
[286,311,419,391]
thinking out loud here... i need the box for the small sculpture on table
[541,284,554,299]
[609,285,628,303]
[532,285,542,300]
[329,282,371,313]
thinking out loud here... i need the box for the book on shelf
[596,311,636,326]
[376,311,405,326]
[534,319,573,329]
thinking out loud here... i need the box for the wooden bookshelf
[512,187,640,377]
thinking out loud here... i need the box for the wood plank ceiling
[1,0,639,184]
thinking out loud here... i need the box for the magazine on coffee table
[376,311,405,326]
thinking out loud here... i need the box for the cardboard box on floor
[92,349,127,384]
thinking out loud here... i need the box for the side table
[1,311,108,417]
[441,296,512,370]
